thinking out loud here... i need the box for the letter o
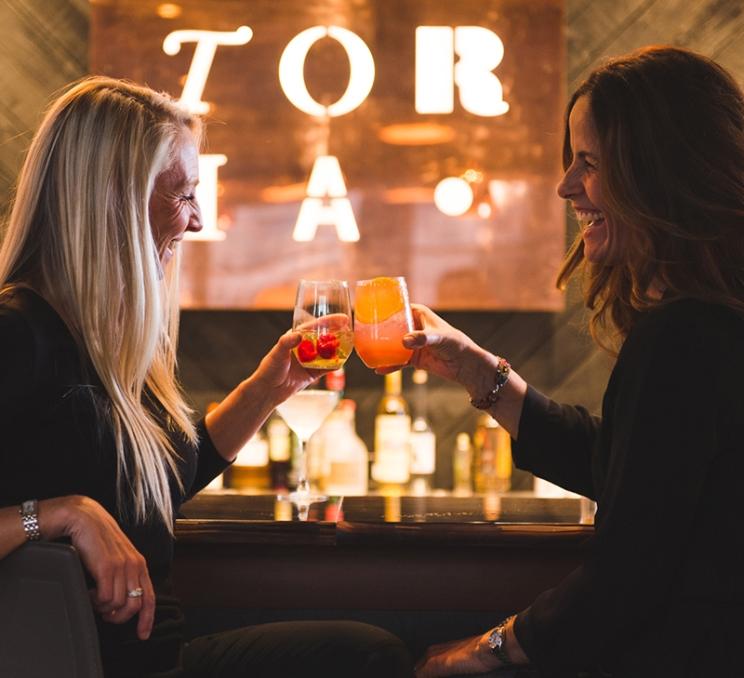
[279,26,375,117]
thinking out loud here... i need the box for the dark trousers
[182,620,413,678]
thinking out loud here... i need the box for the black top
[512,298,744,677]
[0,287,230,677]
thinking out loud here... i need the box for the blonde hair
[0,76,201,530]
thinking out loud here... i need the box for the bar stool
[0,541,103,678]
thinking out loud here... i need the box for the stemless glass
[354,277,414,369]
[292,279,354,370]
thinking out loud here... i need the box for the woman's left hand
[415,632,500,677]
[251,330,325,405]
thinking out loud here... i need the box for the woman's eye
[182,194,195,201]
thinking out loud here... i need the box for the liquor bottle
[408,369,436,494]
[322,399,369,496]
[371,370,411,487]
[472,413,512,493]
[307,367,346,488]
[229,430,271,490]
[267,414,291,491]
[453,432,473,495]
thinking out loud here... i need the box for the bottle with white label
[408,369,436,494]
[229,430,270,490]
[268,415,291,491]
[322,399,369,496]
[372,370,411,487]
[453,432,473,495]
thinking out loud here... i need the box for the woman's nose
[557,165,580,200]
[187,202,203,233]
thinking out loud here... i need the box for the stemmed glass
[353,276,414,369]
[276,279,353,519]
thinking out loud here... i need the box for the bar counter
[174,493,593,614]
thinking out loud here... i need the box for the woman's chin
[582,223,609,264]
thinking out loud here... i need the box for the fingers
[403,331,443,349]
[276,330,302,350]
[136,570,156,640]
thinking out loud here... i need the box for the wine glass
[354,276,414,369]
[278,279,353,518]
[276,389,339,519]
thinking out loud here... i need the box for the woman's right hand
[388,304,489,390]
[42,495,155,640]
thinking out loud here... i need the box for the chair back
[0,541,103,678]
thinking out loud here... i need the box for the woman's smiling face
[148,132,203,267]
[557,95,614,264]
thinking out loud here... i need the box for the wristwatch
[19,499,41,541]
[486,615,515,666]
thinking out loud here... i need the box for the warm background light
[433,177,474,216]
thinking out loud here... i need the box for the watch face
[488,628,504,651]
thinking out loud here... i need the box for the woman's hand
[415,631,500,677]
[205,323,340,462]
[396,304,486,384]
[43,496,155,640]
[378,304,528,438]
[250,329,328,405]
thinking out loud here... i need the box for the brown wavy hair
[556,47,744,353]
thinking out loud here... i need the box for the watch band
[19,499,41,541]
[470,357,511,410]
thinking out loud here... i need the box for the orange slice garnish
[355,277,406,324]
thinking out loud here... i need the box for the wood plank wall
[1,0,743,487]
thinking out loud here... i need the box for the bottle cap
[326,368,346,392]
[339,398,357,412]
[456,432,471,449]
[412,369,428,385]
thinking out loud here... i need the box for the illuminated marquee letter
[293,156,360,242]
[163,26,253,114]
[185,154,227,241]
[415,26,509,116]
[279,26,375,117]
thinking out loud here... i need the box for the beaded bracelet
[470,357,511,410]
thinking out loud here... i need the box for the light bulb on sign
[433,177,473,216]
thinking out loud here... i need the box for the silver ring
[127,587,144,599]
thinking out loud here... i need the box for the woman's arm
[0,496,156,641]
[399,305,599,494]
[204,330,326,462]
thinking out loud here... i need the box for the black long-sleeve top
[512,298,744,677]
[0,287,230,677]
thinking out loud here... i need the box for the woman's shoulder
[0,285,74,344]
[0,286,77,384]
[631,297,744,353]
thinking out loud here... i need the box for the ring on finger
[127,587,144,599]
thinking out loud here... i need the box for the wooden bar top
[176,492,594,547]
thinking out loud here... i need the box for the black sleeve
[512,310,720,673]
[0,306,36,417]
[511,386,599,499]
[187,419,232,498]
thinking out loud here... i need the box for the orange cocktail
[354,277,414,369]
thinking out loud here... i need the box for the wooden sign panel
[91,0,565,310]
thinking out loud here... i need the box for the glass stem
[296,438,310,495]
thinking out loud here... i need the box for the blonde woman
[0,78,412,678]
